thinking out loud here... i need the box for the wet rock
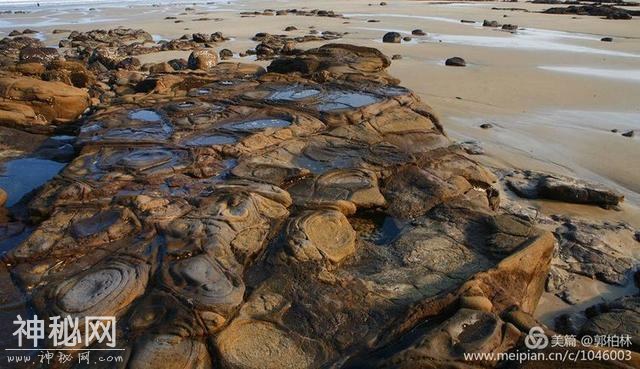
[505,170,624,207]
[219,48,233,60]
[0,42,563,368]
[459,140,484,155]
[502,24,519,31]
[622,130,635,137]
[0,188,6,207]
[66,28,153,48]
[483,19,500,27]
[543,5,634,19]
[445,56,466,67]
[480,123,493,129]
[383,32,402,43]
[267,43,391,80]
[188,49,218,70]
[192,33,210,43]
[392,54,402,60]
[168,58,188,70]
[601,37,614,42]
[148,61,175,73]
[285,26,298,31]
[0,76,90,132]
[0,36,44,61]
[89,46,126,69]
[412,29,426,36]
[18,47,59,64]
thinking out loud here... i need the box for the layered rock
[506,170,624,208]
[0,76,90,132]
[0,43,618,369]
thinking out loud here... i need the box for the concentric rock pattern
[3,43,636,369]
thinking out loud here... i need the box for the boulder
[382,32,402,43]
[219,48,233,60]
[0,76,90,131]
[445,56,466,67]
[543,5,634,19]
[506,170,623,208]
[18,47,59,64]
[188,49,218,70]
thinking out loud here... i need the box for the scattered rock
[383,32,402,43]
[601,37,613,42]
[459,140,484,155]
[505,170,624,208]
[543,5,635,19]
[219,48,234,60]
[445,56,466,67]
[392,54,402,60]
[480,123,493,129]
[622,130,635,137]
[483,20,500,27]
[502,24,518,31]
[18,47,59,64]
[187,49,218,70]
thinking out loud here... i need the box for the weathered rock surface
[543,5,638,19]
[0,42,621,369]
[0,76,90,132]
[506,170,624,208]
[581,296,640,350]
[188,49,218,70]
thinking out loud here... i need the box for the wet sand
[1,0,639,325]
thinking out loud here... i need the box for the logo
[525,326,549,350]
[11,315,117,349]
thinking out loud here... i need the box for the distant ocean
[0,0,233,10]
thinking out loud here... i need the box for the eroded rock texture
[2,43,614,369]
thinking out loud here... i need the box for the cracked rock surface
[4,42,634,368]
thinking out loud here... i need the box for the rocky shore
[0,14,638,369]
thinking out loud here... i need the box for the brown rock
[0,76,90,131]
[188,49,218,70]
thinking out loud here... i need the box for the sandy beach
[0,0,639,367]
